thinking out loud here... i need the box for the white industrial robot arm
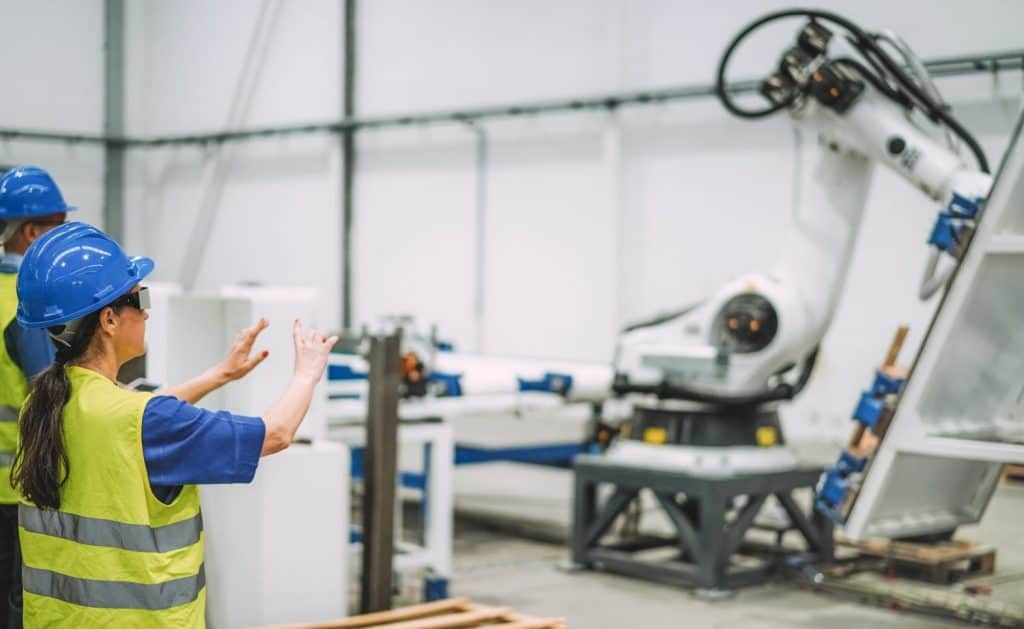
[612,11,991,406]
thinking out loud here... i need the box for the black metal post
[341,0,357,329]
[361,331,401,613]
[103,0,125,241]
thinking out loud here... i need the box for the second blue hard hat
[0,166,77,220]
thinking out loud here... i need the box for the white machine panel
[202,442,349,628]
[844,113,1024,540]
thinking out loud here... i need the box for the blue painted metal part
[423,575,449,601]
[429,371,463,397]
[454,442,587,468]
[852,392,885,429]
[328,363,368,381]
[947,192,981,218]
[928,214,959,252]
[350,447,427,490]
[870,371,904,396]
[837,450,867,474]
[327,393,363,400]
[816,452,867,522]
[927,193,983,253]
[517,372,574,396]
[817,362,906,521]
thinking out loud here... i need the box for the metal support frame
[571,456,833,592]
[332,418,454,602]
[103,0,125,241]
[361,332,401,613]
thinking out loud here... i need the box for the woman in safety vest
[10,222,337,627]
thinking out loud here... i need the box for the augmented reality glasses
[111,286,151,311]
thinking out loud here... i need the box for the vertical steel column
[103,0,125,241]
[467,123,488,353]
[361,331,401,613]
[341,0,357,328]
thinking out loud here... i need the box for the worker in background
[12,222,336,627]
[0,166,74,629]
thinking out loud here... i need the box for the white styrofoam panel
[202,441,349,628]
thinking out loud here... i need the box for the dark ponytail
[12,310,102,510]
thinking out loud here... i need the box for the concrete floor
[443,458,1024,627]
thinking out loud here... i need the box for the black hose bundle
[713,8,990,173]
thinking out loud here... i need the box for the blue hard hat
[0,166,77,220]
[16,222,154,328]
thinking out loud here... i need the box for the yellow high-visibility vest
[0,272,29,505]
[19,366,205,627]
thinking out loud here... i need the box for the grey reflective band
[20,505,203,554]
[23,564,205,611]
[0,406,18,422]
[0,452,13,468]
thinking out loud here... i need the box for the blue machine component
[429,371,463,397]
[947,192,982,218]
[327,363,368,381]
[454,442,587,468]
[816,451,868,522]
[349,446,427,490]
[852,392,885,429]
[817,365,906,522]
[927,214,960,252]
[434,340,455,352]
[870,370,903,396]
[517,372,574,396]
[423,574,449,601]
[851,369,905,430]
[927,193,982,253]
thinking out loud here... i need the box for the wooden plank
[268,598,566,629]
[840,538,989,564]
[267,599,471,629]
[883,325,909,368]
[499,619,567,629]
[381,608,511,629]
[837,536,997,584]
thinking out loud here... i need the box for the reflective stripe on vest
[0,406,17,422]
[0,453,12,468]
[20,505,203,554]
[23,564,206,611]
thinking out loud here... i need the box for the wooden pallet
[838,537,996,584]
[1005,464,1024,482]
[270,598,567,629]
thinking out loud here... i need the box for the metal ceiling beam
[4,49,1021,149]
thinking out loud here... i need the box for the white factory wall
[121,0,343,328]
[25,0,1012,443]
[0,0,105,230]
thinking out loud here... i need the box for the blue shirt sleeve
[4,318,56,379]
[141,395,265,498]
